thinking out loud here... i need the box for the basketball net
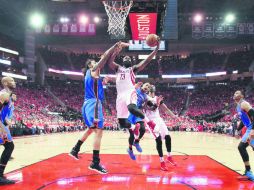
[103,1,133,39]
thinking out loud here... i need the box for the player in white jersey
[145,85,178,171]
[108,40,160,156]
[115,65,136,120]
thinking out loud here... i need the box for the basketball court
[1,132,253,189]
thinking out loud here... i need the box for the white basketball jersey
[116,66,136,95]
[145,96,161,119]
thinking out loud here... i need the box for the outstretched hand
[155,36,160,50]
[157,95,164,106]
[135,82,143,89]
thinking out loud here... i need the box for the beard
[123,60,132,68]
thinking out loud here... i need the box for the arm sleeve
[248,109,254,122]
[237,121,244,131]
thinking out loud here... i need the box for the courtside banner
[129,13,157,40]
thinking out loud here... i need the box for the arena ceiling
[0,0,254,50]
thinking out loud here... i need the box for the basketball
[146,34,159,47]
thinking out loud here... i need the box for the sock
[246,165,251,172]
[159,157,164,162]
[93,150,100,165]
[74,140,83,151]
[167,152,171,157]
[0,165,6,177]
[129,145,133,151]
[134,139,140,144]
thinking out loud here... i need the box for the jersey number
[120,74,125,80]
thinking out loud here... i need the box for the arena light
[48,68,83,76]
[79,15,88,24]
[233,70,238,74]
[187,85,194,89]
[205,71,226,77]
[60,17,69,23]
[225,13,235,23]
[2,72,27,80]
[138,55,156,60]
[0,59,11,65]
[0,47,19,55]
[193,13,203,23]
[29,12,45,28]
[162,74,192,79]
[136,75,148,78]
[94,16,100,23]
[100,74,116,78]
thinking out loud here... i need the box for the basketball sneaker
[133,142,142,153]
[160,161,168,171]
[127,148,136,160]
[69,148,79,160]
[0,176,15,185]
[245,170,254,181]
[166,156,177,166]
[88,163,108,174]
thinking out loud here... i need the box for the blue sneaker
[127,148,136,160]
[133,143,142,153]
[245,171,254,181]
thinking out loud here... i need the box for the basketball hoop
[103,0,133,39]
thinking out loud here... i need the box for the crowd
[39,46,254,75]
[2,78,251,138]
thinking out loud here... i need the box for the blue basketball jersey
[1,98,12,123]
[84,70,104,101]
[236,100,252,129]
[136,88,147,108]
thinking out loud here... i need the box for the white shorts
[116,90,137,119]
[147,117,169,139]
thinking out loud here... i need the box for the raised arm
[92,42,119,72]
[133,38,160,73]
[107,42,130,71]
[107,51,121,71]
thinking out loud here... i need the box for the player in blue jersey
[127,82,157,160]
[69,42,127,174]
[0,77,16,185]
[234,90,254,181]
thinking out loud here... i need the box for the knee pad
[165,135,171,142]
[4,141,14,152]
[138,122,146,133]
[155,136,162,145]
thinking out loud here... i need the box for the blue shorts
[0,125,13,144]
[82,98,104,129]
[128,113,143,125]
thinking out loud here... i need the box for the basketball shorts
[116,90,137,119]
[128,113,143,125]
[82,98,103,129]
[146,117,169,139]
[0,125,13,144]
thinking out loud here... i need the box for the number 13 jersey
[116,66,136,94]
[115,66,137,118]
